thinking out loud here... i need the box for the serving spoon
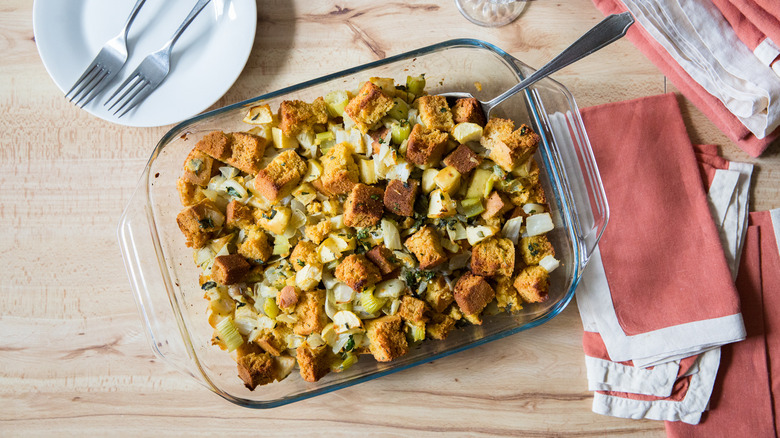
[440,12,635,118]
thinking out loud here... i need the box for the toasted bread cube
[513,265,550,303]
[177,177,206,206]
[520,234,555,265]
[294,290,328,336]
[495,275,522,312]
[212,254,251,285]
[443,144,481,175]
[335,254,382,292]
[277,285,300,310]
[452,97,486,127]
[226,200,253,229]
[290,241,320,271]
[182,148,217,187]
[296,342,333,382]
[304,220,333,245]
[471,237,515,277]
[482,191,510,220]
[278,98,329,137]
[344,81,394,133]
[453,272,495,315]
[426,313,456,340]
[238,227,272,265]
[176,199,224,248]
[383,179,419,217]
[398,296,429,325]
[417,95,454,131]
[424,275,454,313]
[343,183,384,228]
[320,142,359,195]
[227,132,268,175]
[433,166,461,195]
[251,329,285,356]
[404,226,448,269]
[237,351,276,390]
[365,315,409,362]
[369,126,390,155]
[195,131,231,161]
[254,150,308,202]
[365,244,398,275]
[481,118,541,172]
[405,124,449,166]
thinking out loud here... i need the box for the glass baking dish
[118,38,608,408]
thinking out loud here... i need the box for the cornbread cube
[481,118,540,172]
[290,241,320,271]
[452,97,486,127]
[296,342,333,382]
[176,199,223,248]
[405,124,449,166]
[405,226,448,269]
[253,150,308,202]
[369,126,390,155]
[470,237,515,277]
[293,290,328,336]
[335,254,382,292]
[453,272,495,315]
[494,275,522,312]
[195,131,231,161]
[417,95,454,131]
[237,228,272,265]
[212,254,251,285]
[443,144,481,175]
[424,274,454,313]
[236,351,276,390]
[276,285,300,310]
[225,200,253,229]
[344,81,394,133]
[513,265,550,303]
[398,296,429,325]
[482,191,510,220]
[182,148,217,186]
[320,142,359,195]
[227,132,268,175]
[383,179,419,217]
[251,329,285,356]
[177,177,205,206]
[426,313,456,340]
[520,235,555,265]
[304,220,333,245]
[278,98,329,137]
[343,183,384,228]
[365,315,409,362]
[365,244,398,275]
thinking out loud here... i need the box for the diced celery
[315,131,335,145]
[461,197,482,207]
[360,288,386,314]
[387,97,409,120]
[391,122,411,145]
[406,74,426,96]
[325,90,349,117]
[332,352,358,372]
[216,317,243,352]
[461,199,485,218]
[409,323,425,342]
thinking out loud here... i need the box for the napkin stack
[574,93,755,424]
[592,0,780,157]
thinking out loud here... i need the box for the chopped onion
[333,283,355,303]
[501,216,524,244]
[275,313,298,325]
[539,255,560,273]
[322,272,338,289]
[222,178,247,199]
[374,279,406,299]
[525,212,555,236]
[219,166,239,179]
[466,225,497,245]
[382,219,403,251]
[522,203,545,215]
[296,264,322,291]
[306,333,326,348]
[332,310,362,333]
[448,251,471,271]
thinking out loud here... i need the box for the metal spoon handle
[486,11,635,108]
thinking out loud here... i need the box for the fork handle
[120,0,148,39]
[162,0,213,54]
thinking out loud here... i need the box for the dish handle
[117,179,205,384]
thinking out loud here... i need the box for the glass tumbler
[455,0,527,27]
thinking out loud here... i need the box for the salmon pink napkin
[710,0,780,73]
[591,0,780,157]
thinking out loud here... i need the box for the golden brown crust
[343,183,384,228]
[237,352,276,390]
[520,235,555,266]
[453,272,495,315]
[405,124,449,166]
[304,220,333,245]
[176,199,223,248]
[404,226,448,269]
[225,200,253,229]
[177,177,205,207]
[211,254,251,285]
[237,227,272,265]
[335,254,382,292]
[278,98,329,137]
[182,148,217,187]
[481,118,540,172]
[296,342,333,382]
[398,296,429,325]
[365,315,409,362]
[426,312,456,340]
[293,290,328,336]
[252,329,285,356]
[417,95,454,131]
[443,144,481,175]
[383,179,419,217]
[253,150,307,202]
[365,245,398,276]
[195,131,231,161]
[513,265,550,303]
[344,81,394,133]
[320,142,359,195]
[452,97,486,127]
[423,275,454,313]
[227,132,268,175]
[470,237,515,277]
[494,275,522,312]
[481,191,509,220]
[290,240,320,271]
[277,285,300,310]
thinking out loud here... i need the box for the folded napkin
[592,0,780,157]
[710,0,780,73]
[665,209,780,437]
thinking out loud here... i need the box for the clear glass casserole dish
[118,39,608,408]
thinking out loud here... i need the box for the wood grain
[1,0,777,436]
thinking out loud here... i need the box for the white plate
[33,0,257,127]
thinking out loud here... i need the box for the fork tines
[104,72,153,118]
[65,62,110,107]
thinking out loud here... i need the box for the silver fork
[105,0,212,118]
[65,0,147,107]
[440,12,634,118]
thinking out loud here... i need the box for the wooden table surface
[2,0,778,436]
